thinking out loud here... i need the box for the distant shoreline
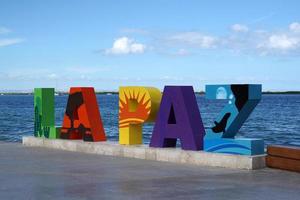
[1,91,300,95]
[0,91,119,95]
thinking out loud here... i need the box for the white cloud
[227,22,300,55]
[116,23,300,56]
[0,27,11,34]
[174,49,190,56]
[167,32,217,48]
[289,22,300,33]
[159,76,184,81]
[231,24,249,32]
[0,38,24,47]
[257,34,300,51]
[268,34,299,50]
[121,28,149,34]
[2,66,113,82]
[48,73,58,80]
[66,66,110,74]
[105,37,146,55]
[0,27,24,48]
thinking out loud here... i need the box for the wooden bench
[266,145,300,172]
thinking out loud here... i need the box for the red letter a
[60,87,106,142]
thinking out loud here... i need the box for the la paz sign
[34,84,264,155]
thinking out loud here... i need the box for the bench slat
[267,145,300,160]
[266,155,300,172]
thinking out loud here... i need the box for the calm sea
[0,94,300,146]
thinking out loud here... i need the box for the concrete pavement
[0,141,299,200]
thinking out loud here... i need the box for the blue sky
[1,0,300,91]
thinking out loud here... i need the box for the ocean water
[0,94,300,146]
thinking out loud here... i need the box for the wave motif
[206,143,250,154]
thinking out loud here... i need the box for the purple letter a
[150,86,205,151]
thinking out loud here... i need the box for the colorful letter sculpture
[119,87,161,145]
[266,145,300,172]
[33,83,267,157]
[204,84,264,155]
[60,87,106,142]
[150,86,205,151]
[34,88,60,138]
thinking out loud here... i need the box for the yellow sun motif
[119,86,161,145]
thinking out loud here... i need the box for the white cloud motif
[105,37,146,55]
[231,24,249,32]
[216,87,227,99]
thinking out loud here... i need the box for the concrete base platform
[22,136,266,170]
